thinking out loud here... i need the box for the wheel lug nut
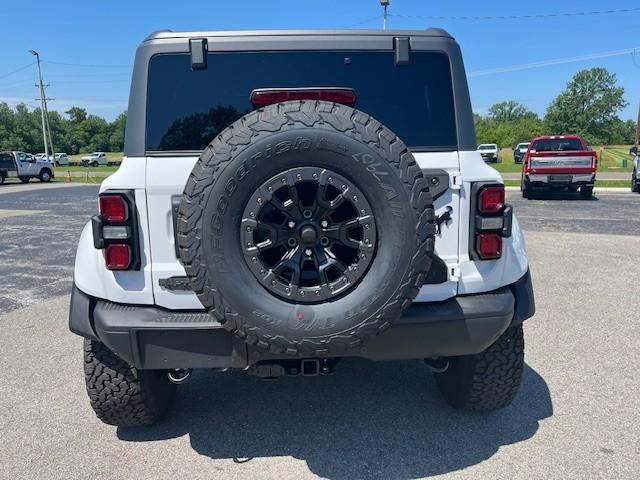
[304,248,313,256]
[288,221,296,228]
[320,220,328,228]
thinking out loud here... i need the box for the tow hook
[424,357,449,373]
[167,368,192,384]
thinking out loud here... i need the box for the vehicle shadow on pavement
[526,190,599,201]
[118,359,552,479]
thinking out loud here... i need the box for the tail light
[104,244,132,270]
[92,191,140,271]
[478,185,505,214]
[250,88,357,108]
[99,195,128,222]
[476,233,502,260]
[471,184,512,261]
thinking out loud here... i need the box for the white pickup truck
[81,152,109,166]
[0,151,54,184]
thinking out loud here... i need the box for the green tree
[544,67,627,144]
[488,101,535,122]
[476,101,544,147]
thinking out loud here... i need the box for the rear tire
[83,340,176,427]
[521,176,532,199]
[0,173,5,185]
[433,324,525,411]
[580,186,593,199]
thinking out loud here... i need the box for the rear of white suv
[70,29,534,427]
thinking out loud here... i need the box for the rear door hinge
[450,171,462,190]
[449,264,461,281]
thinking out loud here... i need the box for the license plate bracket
[549,175,572,183]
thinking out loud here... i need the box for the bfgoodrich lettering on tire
[177,100,437,356]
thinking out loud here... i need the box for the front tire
[39,169,52,183]
[83,340,176,427]
[433,324,525,411]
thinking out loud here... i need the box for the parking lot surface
[1,185,639,479]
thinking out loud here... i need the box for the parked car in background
[34,153,47,161]
[521,135,597,199]
[631,145,639,193]
[477,143,501,163]
[0,151,54,184]
[513,142,530,163]
[81,152,108,166]
[54,153,69,166]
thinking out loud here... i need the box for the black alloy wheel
[241,166,377,303]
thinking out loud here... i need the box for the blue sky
[1,0,638,121]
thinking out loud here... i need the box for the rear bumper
[526,173,595,186]
[69,270,535,369]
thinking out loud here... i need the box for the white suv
[69,29,534,427]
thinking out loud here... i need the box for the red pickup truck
[521,135,597,199]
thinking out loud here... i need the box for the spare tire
[177,100,436,356]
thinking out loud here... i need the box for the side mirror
[630,146,638,156]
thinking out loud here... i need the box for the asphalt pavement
[1,185,639,479]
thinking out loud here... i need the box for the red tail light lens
[250,88,357,108]
[478,185,505,214]
[477,233,502,260]
[105,244,131,270]
[99,195,128,222]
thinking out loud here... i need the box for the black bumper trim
[69,269,535,368]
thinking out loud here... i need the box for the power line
[41,60,132,68]
[390,6,640,21]
[468,47,640,77]
[345,16,382,28]
[0,62,35,80]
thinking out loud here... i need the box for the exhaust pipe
[424,357,449,373]
[167,368,192,384]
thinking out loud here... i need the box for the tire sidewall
[198,127,420,341]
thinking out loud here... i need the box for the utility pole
[28,49,53,161]
[636,101,639,147]
[380,0,389,30]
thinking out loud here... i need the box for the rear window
[532,138,583,152]
[145,51,457,151]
